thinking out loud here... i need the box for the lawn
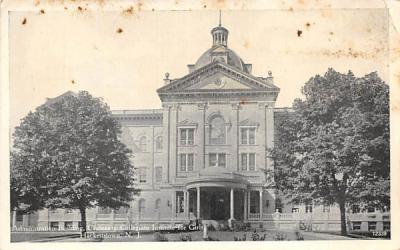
[11,229,347,242]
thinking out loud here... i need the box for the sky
[9,8,389,131]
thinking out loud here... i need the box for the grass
[11,229,343,242]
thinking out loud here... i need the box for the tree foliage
[11,91,138,232]
[269,69,389,234]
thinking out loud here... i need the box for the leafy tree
[269,69,389,235]
[11,91,138,234]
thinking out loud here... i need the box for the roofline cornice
[157,61,279,94]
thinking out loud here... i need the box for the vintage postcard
[1,0,399,249]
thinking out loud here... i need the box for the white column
[12,210,17,229]
[259,190,263,220]
[186,191,190,218]
[196,187,200,219]
[171,192,176,219]
[247,191,251,216]
[182,191,186,218]
[243,191,247,221]
[230,188,234,220]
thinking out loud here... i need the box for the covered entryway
[185,167,249,224]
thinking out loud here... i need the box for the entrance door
[210,192,228,220]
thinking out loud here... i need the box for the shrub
[179,234,192,241]
[154,232,168,242]
[234,233,247,241]
[207,224,216,231]
[273,232,287,241]
[204,236,219,241]
[295,231,304,240]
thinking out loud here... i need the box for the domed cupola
[189,11,252,74]
[211,15,229,47]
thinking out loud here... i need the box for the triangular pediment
[157,62,279,93]
[186,72,252,90]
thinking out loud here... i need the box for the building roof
[193,46,249,73]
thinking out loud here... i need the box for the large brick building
[11,21,390,233]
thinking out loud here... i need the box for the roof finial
[219,10,222,27]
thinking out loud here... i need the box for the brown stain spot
[39,9,45,15]
[289,6,294,12]
[122,6,135,16]
[297,30,302,37]
[329,31,334,35]
[203,4,207,8]
[117,28,123,33]
[366,27,372,33]
[151,8,155,11]
[77,6,84,12]
[239,98,247,105]
[22,18,27,25]
[305,22,310,29]
[71,80,75,84]
[64,6,68,10]
[34,0,40,6]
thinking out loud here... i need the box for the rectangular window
[50,222,59,231]
[187,154,194,171]
[209,153,217,167]
[275,199,282,213]
[241,153,256,171]
[180,154,186,171]
[383,221,390,231]
[64,221,73,230]
[155,167,162,183]
[241,128,247,145]
[368,221,377,231]
[241,153,247,170]
[305,204,313,213]
[352,221,361,230]
[179,154,194,171]
[16,211,24,222]
[176,191,184,213]
[180,129,186,145]
[218,154,226,167]
[249,128,255,144]
[250,191,259,213]
[249,153,255,170]
[180,128,195,146]
[138,168,147,183]
[209,153,226,167]
[292,207,299,213]
[188,129,194,145]
[240,127,256,145]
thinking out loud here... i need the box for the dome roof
[194,46,248,73]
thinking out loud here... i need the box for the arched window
[139,136,147,152]
[156,136,163,151]
[209,115,226,145]
[138,199,146,218]
[155,199,161,210]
